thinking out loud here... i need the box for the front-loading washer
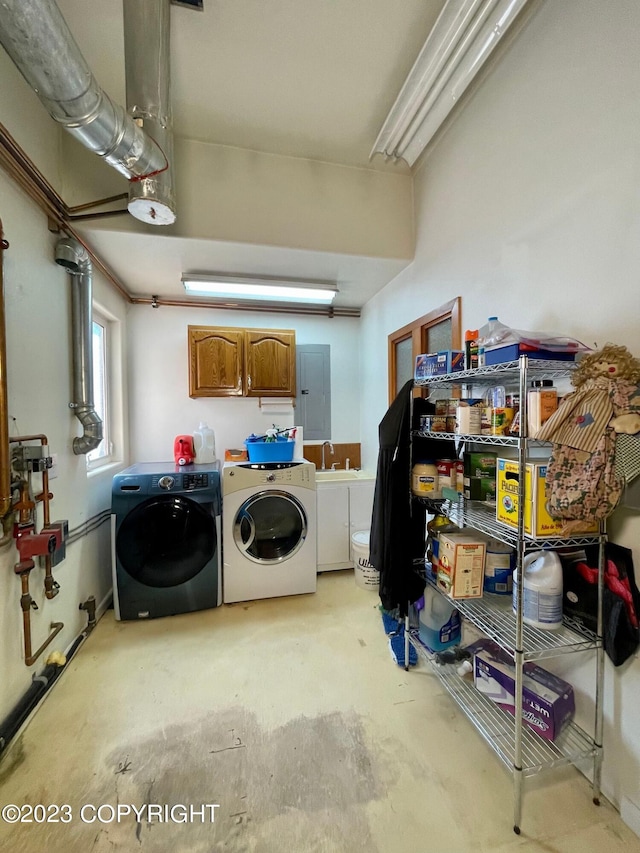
[111,462,222,620]
[223,461,316,603]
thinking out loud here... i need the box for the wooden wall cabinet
[188,326,296,398]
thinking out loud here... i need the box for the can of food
[490,407,515,436]
[436,459,457,493]
[445,416,456,433]
[456,460,464,492]
[483,539,516,595]
[431,415,447,432]
[419,414,432,431]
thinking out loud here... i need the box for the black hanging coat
[369,380,426,615]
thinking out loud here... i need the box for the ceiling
[52,0,449,310]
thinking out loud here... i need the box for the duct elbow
[73,408,103,456]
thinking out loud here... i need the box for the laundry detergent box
[436,531,486,599]
[471,639,575,741]
[496,458,565,538]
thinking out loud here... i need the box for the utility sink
[315,470,371,482]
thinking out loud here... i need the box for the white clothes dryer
[223,461,316,603]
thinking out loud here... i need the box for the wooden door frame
[388,296,461,403]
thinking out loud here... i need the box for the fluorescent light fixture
[371,0,530,166]
[182,274,338,304]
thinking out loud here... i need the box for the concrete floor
[1,570,639,853]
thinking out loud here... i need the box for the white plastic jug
[418,586,461,651]
[192,422,216,464]
[512,550,563,630]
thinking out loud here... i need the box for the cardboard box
[415,350,465,379]
[464,451,497,479]
[471,639,575,741]
[455,402,483,434]
[496,457,566,538]
[463,476,496,502]
[436,532,486,599]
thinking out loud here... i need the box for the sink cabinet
[316,478,375,571]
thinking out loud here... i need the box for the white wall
[360,0,640,831]
[0,46,130,721]
[127,305,360,463]
[0,174,130,722]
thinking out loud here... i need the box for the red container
[174,435,195,466]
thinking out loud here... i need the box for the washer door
[116,495,216,587]
[234,490,307,564]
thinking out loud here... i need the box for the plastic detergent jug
[418,586,461,651]
[192,422,216,464]
[512,550,563,630]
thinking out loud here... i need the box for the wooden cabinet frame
[188,325,296,398]
[388,296,461,403]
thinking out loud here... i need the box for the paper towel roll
[293,426,304,460]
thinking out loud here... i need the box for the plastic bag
[476,318,591,353]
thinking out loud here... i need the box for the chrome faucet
[321,441,334,470]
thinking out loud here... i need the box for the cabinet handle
[247,373,252,390]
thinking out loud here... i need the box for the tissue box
[472,640,575,741]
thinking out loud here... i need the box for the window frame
[388,297,461,403]
[86,303,121,472]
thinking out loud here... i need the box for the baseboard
[96,588,113,621]
[621,796,640,839]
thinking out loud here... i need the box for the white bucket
[351,531,379,591]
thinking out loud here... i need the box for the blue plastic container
[484,344,576,365]
[245,436,295,463]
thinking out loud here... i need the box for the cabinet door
[316,485,350,567]
[348,482,375,536]
[188,326,243,397]
[245,329,296,397]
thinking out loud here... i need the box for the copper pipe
[18,572,60,667]
[0,124,133,302]
[67,209,128,222]
[0,220,11,517]
[63,227,133,303]
[68,193,128,213]
[130,295,361,318]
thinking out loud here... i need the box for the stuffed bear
[536,344,640,535]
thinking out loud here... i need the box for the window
[388,297,461,402]
[87,307,118,469]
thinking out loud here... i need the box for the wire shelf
[413,429,524,448]
[436,498,603,550]
[414,359,577,388]
[423,574,599,661]
[407,635,596,777]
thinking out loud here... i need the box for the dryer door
[116,495,216,587]
[233,489,307,564]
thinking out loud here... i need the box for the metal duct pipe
[123,0,176,225]
[54,238,103,455]
[0,0,166,185]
